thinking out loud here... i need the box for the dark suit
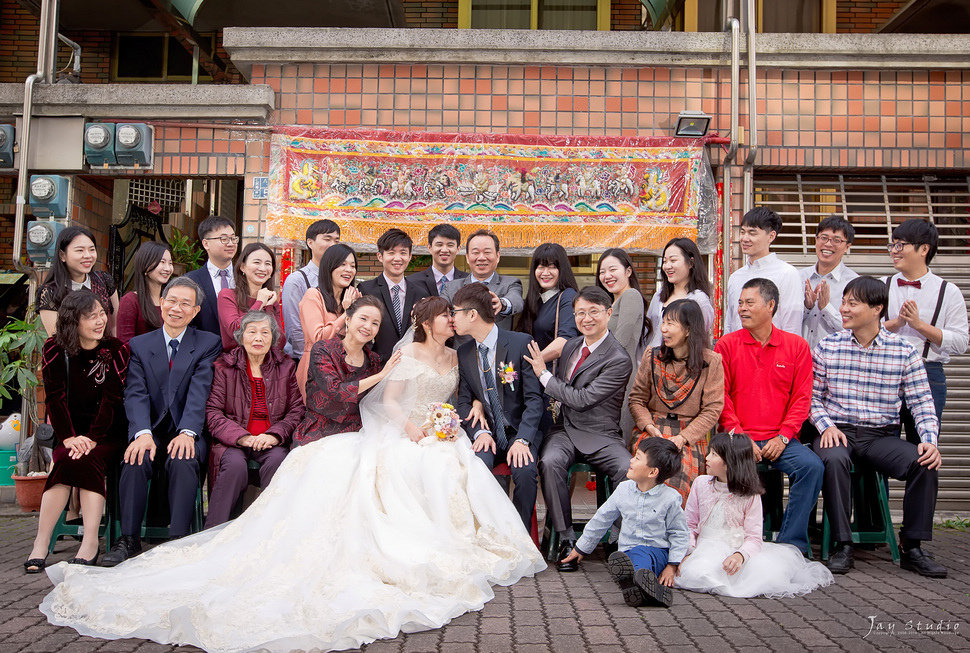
[358,275,430,363]
[405,266,469,297]
[538,333,633,539]
[121,326,223,538]
[456,328,545,528]
[442,273,524,344]
[185,266,223,338]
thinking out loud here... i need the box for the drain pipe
[721,16,740,327]
[741,0,759,216]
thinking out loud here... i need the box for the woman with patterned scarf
[628,299,725,505]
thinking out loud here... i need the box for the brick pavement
[1,515,968,653]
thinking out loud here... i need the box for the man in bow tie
[882,219,968,445]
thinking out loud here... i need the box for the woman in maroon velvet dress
[24,290,129,573]
[291,296,401,448]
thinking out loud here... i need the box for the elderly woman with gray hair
[204,310,305,527]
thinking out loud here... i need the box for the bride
[41,295,546,653]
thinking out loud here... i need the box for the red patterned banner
[267,127,717,253]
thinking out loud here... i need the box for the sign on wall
[266,127,717,254]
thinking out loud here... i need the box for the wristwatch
[779,434,790,445]
[514,438,531,448]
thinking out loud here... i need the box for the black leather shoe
[557,540,578,572]
[900,546,947,578]
[634,569,674,607]
[607,551,645,607]
[101,535,142,567]
[827,544,854,574]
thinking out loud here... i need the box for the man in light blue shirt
[280,220,340,359]
[561,438,688,608]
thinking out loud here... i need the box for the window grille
[126,179,185,218]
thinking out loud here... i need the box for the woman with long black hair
[116,241,174,344]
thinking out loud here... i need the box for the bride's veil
[359,330,422,440]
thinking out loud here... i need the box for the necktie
[218,268,230,291]
[570,346,591,380]
[391,285,403,333]
[897,278,921,289]
[479,343,508,451]
[437,275,447,295]
[168,338,179,370]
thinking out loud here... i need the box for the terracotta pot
[12,475,47,513]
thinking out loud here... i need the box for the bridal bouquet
[422,402,460,441]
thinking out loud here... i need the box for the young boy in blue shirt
[561,437,689,607]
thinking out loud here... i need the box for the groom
[453,283,545,529]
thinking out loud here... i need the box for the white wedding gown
[40,356,545,653]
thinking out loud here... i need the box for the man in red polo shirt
[715,277,824,555]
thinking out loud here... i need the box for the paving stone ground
[1,514,968,653]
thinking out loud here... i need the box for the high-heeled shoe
[24,555,48,574]
[68,549,100,566]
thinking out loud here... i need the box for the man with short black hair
[525,285,633,572]
[811,276,945,577]
[442,230,523,337]
[186,215,238,337]
[281,219,340,360]
[358,228,430,363]
[883,218,968,445]
[407,223,468,297]
[801,215,859,350]
[724,207,802,335]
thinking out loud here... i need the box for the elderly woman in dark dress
[24,290,129,572]
[204,311,306,527]
[291,296,401,447]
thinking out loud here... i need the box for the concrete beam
[224,27,970,77]
[0,83,275,121]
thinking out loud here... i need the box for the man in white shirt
[883,219,969,444]
[724,207,802,335]
[406,223,469,297]
[280,219,340,359]
[185,215,238,337]
[801,216,860,351]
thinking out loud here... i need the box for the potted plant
[168,226,204,275]
[1,313,48,511]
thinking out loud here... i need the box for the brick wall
[402,0,458,28]
[611,0,642,30]
[837,0,907,33]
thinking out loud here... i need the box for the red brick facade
[836,0,907,33]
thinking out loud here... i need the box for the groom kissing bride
[452,283,546,529]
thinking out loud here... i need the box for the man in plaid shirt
[810,276,945,578]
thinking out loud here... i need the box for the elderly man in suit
[442,229,523,342]
[358,228,430,363]
[101,276,223,566]
[185,215,238,337]
[525,285,633,572]
[453,282,545,529]
[406,223,468,297]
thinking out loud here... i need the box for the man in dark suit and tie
[185,215,238,337]
[453,283,545,529]
[442,230,524,344]
[358,228,430,363]
[101,277,223,566]
[406,223,468,297]
[525,285,633,572]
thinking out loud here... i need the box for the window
[113,33,215,82]
[459,0,610,30]
[688,0,835,33]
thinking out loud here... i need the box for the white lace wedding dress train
[40,358,545,653]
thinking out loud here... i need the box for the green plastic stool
[540,463,615,561]
[821,465,900,563]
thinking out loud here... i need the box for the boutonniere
[497,362,518,390]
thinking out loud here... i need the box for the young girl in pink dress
[676,432,833,598]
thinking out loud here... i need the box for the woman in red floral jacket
[291,296,401,447]
[205,311,305,527]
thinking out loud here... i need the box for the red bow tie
[897,278,921,289]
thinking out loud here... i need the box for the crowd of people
[21,209,967,652]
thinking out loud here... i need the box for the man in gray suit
[442,229,523,343]
[525,285,633,572]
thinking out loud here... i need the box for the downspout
[741,0,759,216]
[721,16,740,331]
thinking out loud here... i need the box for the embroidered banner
[267,127,717,254]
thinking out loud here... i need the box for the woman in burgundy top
[291,296,401,447]
[205,311,305,527]
[25,291,129,572]
[116,242,174,344]
[217,243,284,352]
